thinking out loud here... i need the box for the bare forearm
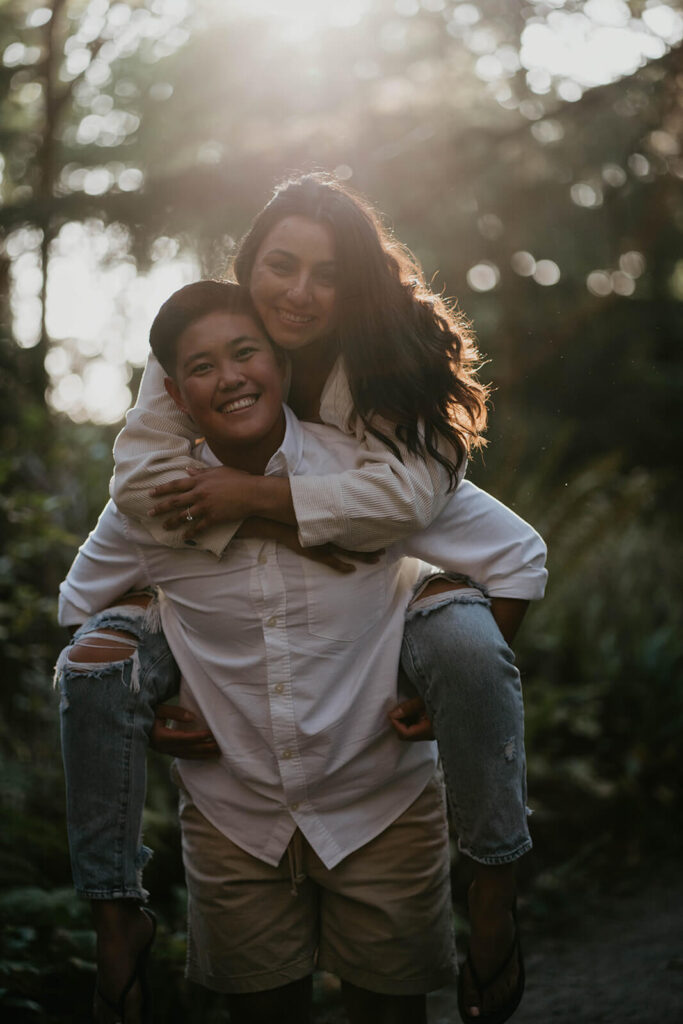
[234,516,294,541]
[489,598,529,646]
[244,476,297,527]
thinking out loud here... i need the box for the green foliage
[516,459,683,854]
[0,333,115,903]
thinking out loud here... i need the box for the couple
[57,174,547,1024]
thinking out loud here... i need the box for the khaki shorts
[177,771,456,995]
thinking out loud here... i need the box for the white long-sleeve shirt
[111,354,461,555]
[62,407,438,870]
[62,408,546,870]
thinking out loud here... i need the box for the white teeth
[220,396,257,414]
[278,310,313,324]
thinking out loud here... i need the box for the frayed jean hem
[457,836,533,867]
[79,886,150,902]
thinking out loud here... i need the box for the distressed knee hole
[68,629,137,666]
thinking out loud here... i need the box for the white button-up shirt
[60,407,546,870]
[61,407,438,870]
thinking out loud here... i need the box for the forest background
[0,1,681,1021]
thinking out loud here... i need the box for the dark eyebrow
[265,248,295,259]
[265,248,336,268]
[182,349,212,371]
[229,334,267,347]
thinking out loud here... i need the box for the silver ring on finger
[186,508,194,522]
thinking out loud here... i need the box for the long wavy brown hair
[232,173,489,486]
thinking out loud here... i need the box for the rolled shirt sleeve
[291,362,462,550]
[290,435,457,551]
[400,480,548,601]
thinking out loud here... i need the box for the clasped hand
[150,704,220,760]
[149,467,384,574]
[149,465,252,537]
[388,697,435,742]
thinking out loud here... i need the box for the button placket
[260,540,305,805]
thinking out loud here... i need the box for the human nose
[286,270,312,305]
[217,360,247,390]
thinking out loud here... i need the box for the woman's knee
[68,629,137,667]
[405,597,502,664]
[56,599,177,705]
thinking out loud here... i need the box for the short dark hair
[149,280,261,377]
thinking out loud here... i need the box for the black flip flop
[457,911,525,1024]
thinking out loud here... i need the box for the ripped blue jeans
[401,576,531,864]
[55,580,530,900]
[56,603,179,900]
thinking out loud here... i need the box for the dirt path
[432,873,683,1024]
[318,869,683,1023]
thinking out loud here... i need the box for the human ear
[164,376,190,416]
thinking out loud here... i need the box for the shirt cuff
[132,516,241,558]
[290,474,347,548]
[485,570,548,601]
[58,593,90,627]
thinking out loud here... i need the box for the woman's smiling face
[248,215,337,352]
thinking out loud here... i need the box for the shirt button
[282,749,292,760]
[290,802,300,812]
[258,552,267,565]
[273,683,284,694]
[266,615,277,627]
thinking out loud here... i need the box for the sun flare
[209,0,370,37]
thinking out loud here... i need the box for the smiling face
[165,310,287,471]
[248,215,337,351]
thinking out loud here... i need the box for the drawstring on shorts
[286,831,307,896]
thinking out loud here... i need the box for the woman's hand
[150,704,221,759]
[149,466,253,537]
[388,697,435,741]
[149,467,296,538]
[237,518,383,574]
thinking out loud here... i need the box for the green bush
[516,459,683,852]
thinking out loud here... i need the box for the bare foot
[92,902,155,1024]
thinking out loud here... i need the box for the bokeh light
[467,262,500,292]
[4,0,681,423]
